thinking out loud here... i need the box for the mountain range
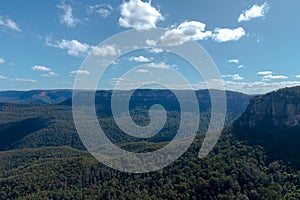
[0,89,250,151]
[1,87,300,199]
[0,90,72,104]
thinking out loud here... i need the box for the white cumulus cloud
[203,80,300,95]
[46,37,91,57]
[257,71,273,75]
[296,75,300,78]
[222,74,244,81]
[57,2,80,28]
[32,65,51,72]
[212,27,246,42]
[145,39,157,46]
[177,21,212,41]
[149,48,164,54]
[136,69,149,73]
[129,56,150,62]
[92,45,120,57]
[42,72,59,77]
[147,62,171,69]
[119,0,164,30]
[88,4,113,18]
[0,58,5,64]
[0,75,8,79]
[0,16,21,31]
[14,78,37,83]
[70,70,90,75]
[262,74,288,80]
[258,71,288,80]
[229,59,239,64]
[160,29,188,46]
[160,21,212,46]
[238,2,269,22]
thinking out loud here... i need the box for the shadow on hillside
[0,117,49,150]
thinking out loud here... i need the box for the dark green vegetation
[1,132,300,199]
[0,103,82,151]
[234,86,300,167]
[0,88,300,199]
[0,89,250,151]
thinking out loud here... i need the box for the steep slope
[1,88,300,199]
[233,86,300,166]
[0,103,83,150]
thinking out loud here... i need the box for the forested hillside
[0,89,250,151]
[1,132,300,199]
[233,86,300,167]
[1,87,300,199]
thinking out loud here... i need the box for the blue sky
[0,0,299,94]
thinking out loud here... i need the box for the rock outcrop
[236,86,300,128]
[233,86,300,166]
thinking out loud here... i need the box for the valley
[0,87,300,199]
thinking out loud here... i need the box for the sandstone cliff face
[233,86,300,167]
[236,86,300,129]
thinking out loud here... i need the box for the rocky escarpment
[235,86,300,128]
[233,86,300,167]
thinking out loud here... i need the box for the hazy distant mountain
[1,88,300,199]
[63,89,251,119]
[0,90,72,104]
[0,89,250,114]
[0,89,250,151]
[233,86,300,166]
